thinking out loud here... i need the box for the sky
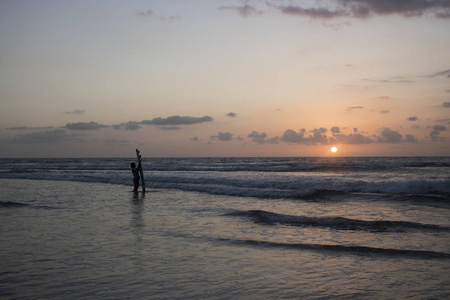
[0,0,449,158]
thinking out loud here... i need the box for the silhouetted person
[131,162,141,192]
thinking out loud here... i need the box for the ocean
[0,157,449,299]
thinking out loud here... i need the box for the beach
[1,157,449,299]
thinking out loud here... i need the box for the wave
[226,210,450,232]
[1,157,449,173]
[2,172,450,201]
[217,237,450,259]
[0,201,56,210]
[1,157,449,201]
[147,176,450,197]
[0,201,30,208]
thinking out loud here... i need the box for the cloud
[376,128,418,143]
[136,9,154,17]
[269,0,450,19]
[332,133,374,144]
[219,4,264,17]
[136,9,180,21]
[380,110,390,114]
[248,131,279,144]
[430,125,447,142]
[274,5,345,19]
[226,112,237,117]
[159,15,181,21]
[210,132,234,141]
[158,126,181,130]
[280,127,418,145]
[282,128,329,145]
[404,134,419,143]
[331,126,341,134]
[6,126,54,131]
[346,106,364,112]
[112,121,142,131]
[407,116,418,121]
[141,115,213,126]
[65,121,108,130]
[377,128,403,143]
[443,102,450,108]
[11,129,82,144]
[189,136,200,142]
[427,69,450,78]
[340,0,450,18]
[363,78,414,83]
[63,109,85,115]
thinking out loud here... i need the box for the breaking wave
[226,210,450,232]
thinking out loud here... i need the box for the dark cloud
[346,106,364,112]
[6,126,54,131]
[282,129,306,144]
[248,131,279,144]
[377,128,403,143]
[275,5,345,19]
[407,116,418,121]
[341,0,450,18]
[404,134,419,143]
[159,15,181,21]
[331,126,341,134]
[380,110,390,114]
[141,115,213,126]
[210,132,234,141]
[443,102,450,108]
[158,126,181,131]
[280,127,417,145]
[219,4,264,17]
[64,109,85,115]
[430,125,447,142]
[427,69,450,78]
[11,129,81,144]
[376,128,418,143]
[136,9,180,21]
[189,136,200,142]
[282,128,329,145]
[269,0,450,19]
[226,112,237,117]
[136,9,154,17]
[332,133,374,144]
[65,122,108,130]
[112,121,142,131]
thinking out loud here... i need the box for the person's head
[131,162,136,168]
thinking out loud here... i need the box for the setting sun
[331,147,338,153]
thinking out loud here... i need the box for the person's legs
[133,178,139,192]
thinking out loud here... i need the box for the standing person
[131,162,141,192]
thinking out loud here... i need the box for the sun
[331,147,338,153]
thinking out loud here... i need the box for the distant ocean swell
[1,157,449,172]
[0,157,449,202]
[1,172,450,198]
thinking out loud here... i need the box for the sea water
[0,157,449,299]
